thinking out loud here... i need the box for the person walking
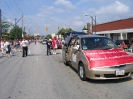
[0,39,5,56]
[52,37,58,55]
[4,39,11,57]
[46,39,52,56]
[21,38,28,57]
[34,39,37,45]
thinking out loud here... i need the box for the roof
[93,17,133,33]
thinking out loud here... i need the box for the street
[0,42,133,99]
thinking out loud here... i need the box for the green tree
[57,28,73,35]
[45,34,52,39]
[10,26,23,40]
[0,20,12,39]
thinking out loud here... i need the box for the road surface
[0,42,133,99]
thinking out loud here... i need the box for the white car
[42,40,47,44]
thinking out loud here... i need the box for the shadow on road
[86,77,132,84]
[28,54,41,56]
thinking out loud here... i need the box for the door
[71,38,80,70]
[62,37,71,62]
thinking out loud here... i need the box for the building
[34,33,40,37]
[88,17,133,42]
[82,26,88,33]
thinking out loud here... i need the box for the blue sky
[0,0,133,35]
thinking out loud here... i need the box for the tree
[45,34,52,39]
[10,26,23,40]
[1,20,12,39]
[57,28,73,35]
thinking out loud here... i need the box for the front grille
[104,72,129,78]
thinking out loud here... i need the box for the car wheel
[78,63,86,81]
[64,59,69,66]
[64,53,69,66]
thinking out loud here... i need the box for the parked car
[115,40,130,48]
[62,35,133,81]
[42,39,47,44]
[57,42,62,49]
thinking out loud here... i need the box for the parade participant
[52,37,58,55]
[0,40,5,56]
[120,41,128,51]
[21,38,28,57]
[4,38,11,57]
[34,39,37,45]
[13,39,17,52]
[46,39,52,56]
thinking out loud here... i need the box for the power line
[2,11,14,19]
[4,0,17,17]
[8,0,21,15]
[2,15,13,25]
[12,0,23,13]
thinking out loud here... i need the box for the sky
[0,0,133,36]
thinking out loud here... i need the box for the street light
[85,15,96,34]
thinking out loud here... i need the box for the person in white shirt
[21,38,28,57]
[0,40,5,56]
[4,39,11,57]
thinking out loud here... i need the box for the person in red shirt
[120,41,127,51]
[52,37,58,54]
[34,39,37,45]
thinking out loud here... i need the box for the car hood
[83,48,133,69]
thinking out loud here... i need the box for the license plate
[115,70,125,76]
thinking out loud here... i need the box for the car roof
[77,34,106,38]
[64,31,87,37]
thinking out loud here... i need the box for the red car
[51,42,62,49]
[57,42,62,49]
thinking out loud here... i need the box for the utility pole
[91,17,93,34]
[15,18,17,38]
[22,14,24,38]
[0,9,1,39]
[95,16,96,34]
[85,15,97,34]
[15,18,17,26]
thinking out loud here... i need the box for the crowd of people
[1,36,133,57]
[46,36,60,56]
[46,36,66,56]
[0,38,35,58]
[120,38,133,53]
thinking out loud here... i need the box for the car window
[104,39,114,47]
[81,37,118,50]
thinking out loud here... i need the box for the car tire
[78,63,86,81]
[64,53,69,66]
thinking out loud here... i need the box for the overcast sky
[0,0,133,35]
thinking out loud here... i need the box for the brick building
[91,17,133,42]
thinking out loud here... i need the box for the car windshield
[81,37,118,50]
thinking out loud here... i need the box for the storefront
[91,17,133,42]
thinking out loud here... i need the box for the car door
[71,38,80,70]
[62,36,71,62]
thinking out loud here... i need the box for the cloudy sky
[0,0,133,35]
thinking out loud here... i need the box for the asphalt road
[0,42,133,99]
